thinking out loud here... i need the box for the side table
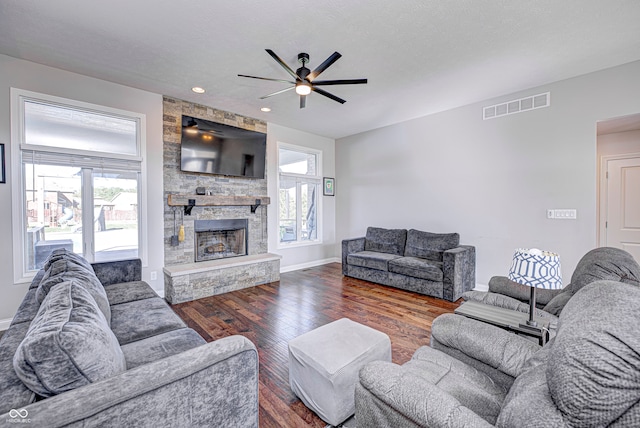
[454,301,550,345]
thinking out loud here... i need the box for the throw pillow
[404,229,459,262]
[42,248,94,273]
[37,259,111,325]
[364,227,407,256]
[13,280,126,397]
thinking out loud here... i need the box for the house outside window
[11,89,145,280]
[278,143,321,246]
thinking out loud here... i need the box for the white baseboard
[280,257,341,273]
[473,283,489,292]
[0,318,13,331]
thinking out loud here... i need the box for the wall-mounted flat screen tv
[180,115,266,179]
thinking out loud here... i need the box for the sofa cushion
[13,280,126,397]
[0,321,36,414]
[37,259,111,325]
[364,227,407,256]
[43,248,93,273]
[347,251,402,272]
[110,297,187,345]
[496,344,565,427]
[407,346,507,424]
[9,289,40,326]
[104,280,158,306]
[547,281,640,426]
[404,229,459,262]
[28,269,46,290]
[120,328,206,369]
[389,257,443,282]
[569,247,640,295]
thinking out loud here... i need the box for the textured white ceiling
[1,0,639,139]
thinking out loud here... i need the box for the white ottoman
[288,318,392,426]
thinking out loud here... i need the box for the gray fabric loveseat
[0,249,258,427]
[342,227,475,301]
[355,278,640,427]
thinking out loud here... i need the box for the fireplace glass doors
[194,219,248,262]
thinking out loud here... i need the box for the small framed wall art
[0,144,5,183]
[323,177,335,196]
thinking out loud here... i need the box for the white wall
[336,60,640,287]
[0,54,164,324]
[267,123,337,270]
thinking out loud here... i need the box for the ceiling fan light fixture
[239,50,367,108]
[295,81,312,96]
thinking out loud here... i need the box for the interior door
[604,156,640,262]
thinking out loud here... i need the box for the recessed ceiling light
[191,86,205,94]
[261,107,271,112]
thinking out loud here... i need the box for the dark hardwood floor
[171,262,461,427]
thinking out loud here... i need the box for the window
[278,144,321,246]
[12,89,144,280]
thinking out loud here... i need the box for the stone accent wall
[163,96,268,266]
[162,96,278,303]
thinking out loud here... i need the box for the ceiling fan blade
[312,87,346,104]
[260,86,295,99]
[308,52,342,82]
[300,95,306,109]
[312,78,368,86]
[265,49,299,80]
[238,74,295,84]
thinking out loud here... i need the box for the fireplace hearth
[195,219,248,262]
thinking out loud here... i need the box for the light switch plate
[547,209,577,219]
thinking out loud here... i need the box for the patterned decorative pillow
[13,280,126,397]
[404,230,460,262]
[37,259,111,325]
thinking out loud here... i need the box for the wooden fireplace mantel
[167,194,271,214]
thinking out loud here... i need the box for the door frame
[598,152,640,247]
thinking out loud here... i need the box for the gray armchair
[355,280,640,427]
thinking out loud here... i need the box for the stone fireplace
[195,219,248,262]
[162,97,280,304]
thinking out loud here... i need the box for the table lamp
[508,248,562,330]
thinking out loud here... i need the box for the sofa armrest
[462,291,560,326]
[92,258,142,286]
[489,276,563,306]
[356,361,493,428]
[442,245,476,301]
[2,335,258,428]
[430,314,540,379]
[342,237,365,275]
[462,290,532,312]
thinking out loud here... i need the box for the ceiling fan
[238,49,367,108]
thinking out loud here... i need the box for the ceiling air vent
[483,92,550,120]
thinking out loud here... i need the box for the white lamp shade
[508,248,562,290]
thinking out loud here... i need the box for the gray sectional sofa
[0,249,258,427]
[355,247,640,427]
[342,227,475,301]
